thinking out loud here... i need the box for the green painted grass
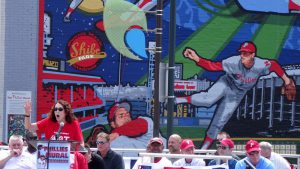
[160,126,206,139]
[253,15,295,59]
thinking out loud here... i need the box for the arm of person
[73,120,84,147]
[75,152,88,169]
[269,60,294,85]
[183,47,223,71]
[0,149,21,169]
[0,154,12,169]
[24,101,38,132]
[111,117,148,137]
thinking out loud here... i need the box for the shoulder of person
[92,152,103,159]
[222,55,240,65]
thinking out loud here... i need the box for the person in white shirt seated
[259,141,291,169]
[132,137,172,169]
[173,139,205,166]
[0,134,36,169]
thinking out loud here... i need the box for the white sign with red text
[174,80,197,91]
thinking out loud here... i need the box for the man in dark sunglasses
[82,144,105,169]
[208,138,237,169]
[96,132,124,169]
[235,140,275,169]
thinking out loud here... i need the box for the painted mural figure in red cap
[235,140,274,169]
[177,41,296,150]
[108,101,166,156]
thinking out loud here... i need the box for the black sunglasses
[54,107,64,111]
[96,141,107,145]
[217,145,229,150]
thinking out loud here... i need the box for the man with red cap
[108,101,166,156]
[235,140,274,169]
[173,139,205,166]
[208,138,237,169]
[176,41,296,149]
[132,137,172,169]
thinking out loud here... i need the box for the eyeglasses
[96,141,107,145]
[217,145,229,150]
[248,151,259,156]
[54,107,64,112]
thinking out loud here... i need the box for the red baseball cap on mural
[219,139,234,149]
[149,137,163,145]
[245,140,261,153]
[108,102,130,122]
[238,41,256,53]
[180,139,195,150]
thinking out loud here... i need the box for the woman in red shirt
[24,99,84,146]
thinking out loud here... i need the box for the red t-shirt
[37,118,83,142]
[73,152,88,169]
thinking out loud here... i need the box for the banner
[37,141,71,169]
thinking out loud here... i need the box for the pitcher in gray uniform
[177,41,296,149]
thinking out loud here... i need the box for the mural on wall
[38,0,300,151]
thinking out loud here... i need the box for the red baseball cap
[108,102,130,122]
[150,137,163,145]
[245,140,261,153]
[180,139,195,150]
[219,139,234,149]
[238,41,256,53]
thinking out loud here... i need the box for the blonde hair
[96,132,110,142]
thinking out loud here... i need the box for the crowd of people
[0,97,294,169]
[0,131,294,169]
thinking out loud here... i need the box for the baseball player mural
[177,41,297,149]
[107,101,166,156]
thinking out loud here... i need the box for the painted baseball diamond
[38,0,300,153]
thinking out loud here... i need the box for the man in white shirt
[168,134,182,163]
[173,139,205,166]
[259,141,290,169]
[0,134,36,169]
[132,137,172,169]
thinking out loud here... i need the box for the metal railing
[0,146,298,168]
